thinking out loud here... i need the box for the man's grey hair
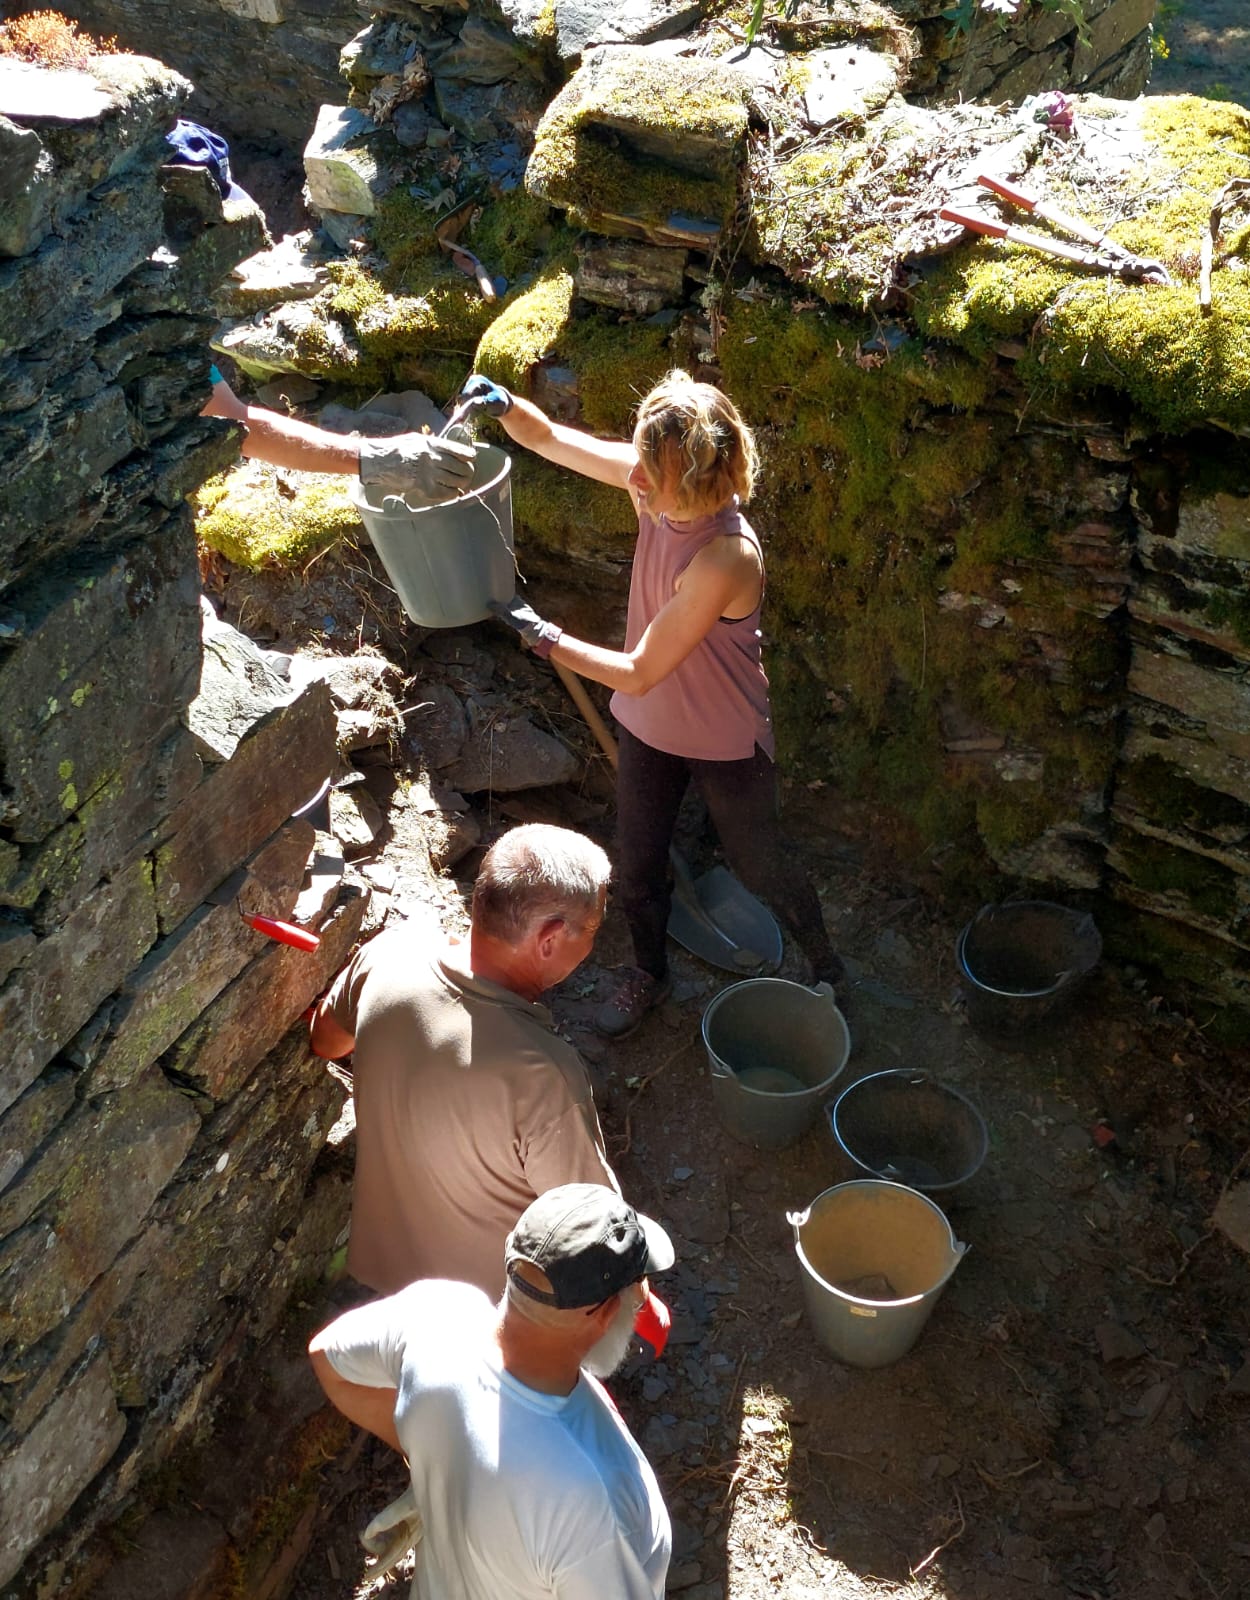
[471,824,611,943]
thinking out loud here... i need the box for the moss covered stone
[526,46,750,232]
[473,260,577,390]
[193,461,361,570]
[913,97,1250,432]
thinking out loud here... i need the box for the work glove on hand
[360,1485,424,1579]
[358,432,475,500]
[458,373,513,417]
[489,595,563,660]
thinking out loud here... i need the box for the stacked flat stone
[0,55,366,1592]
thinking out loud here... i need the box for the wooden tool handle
[552,660,619,769]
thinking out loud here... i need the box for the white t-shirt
[321,1280,671,1600]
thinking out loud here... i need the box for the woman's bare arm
[550,537,761,696]
[498,394,636,491]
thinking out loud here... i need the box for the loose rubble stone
[192,601,294,762]
[1213,1182,1250,1254]
[1095,1320,1148,1363]
[576,236,688,314]
[304,104,387,218]
[443,709,580,793]
[797,45,902,127]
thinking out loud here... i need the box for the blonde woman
[459,370,843,1037]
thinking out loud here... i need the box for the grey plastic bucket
[701,978,850,1150]
[788,1180,967,1368]
[829,1070,988,1194]
[347,442,514,629]
[956,900,1102,1039]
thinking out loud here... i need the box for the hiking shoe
[594,968,671,1039]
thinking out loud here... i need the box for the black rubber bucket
[956,900,1101,1039]
[829,1071,988,1194]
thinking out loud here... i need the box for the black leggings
[615,725,838,982]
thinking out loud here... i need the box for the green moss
[473,259,577,389]
[466,188,562,283]
[511,457,638,556]
[193,461,360,569]
[371,185,443,276]
[1206,584,1250,647]
[527,53,748,227]
[1116,832,1237,924]
[561,316,676,434]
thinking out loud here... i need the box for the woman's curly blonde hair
[633,370,758,514]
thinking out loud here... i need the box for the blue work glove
[489,595,562,659]
[358,433,475,500]
[458,373,513,418]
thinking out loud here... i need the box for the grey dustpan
[667,859,784,975]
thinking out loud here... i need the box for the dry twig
[1126,1226,1213,1288]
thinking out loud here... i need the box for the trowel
[552,661,784,977]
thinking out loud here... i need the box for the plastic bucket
[829,1070,988,1194]
[788,1180,967,1368]
[956,900,1102,1039]
[347,442,514,629]
[701,979,850,1150]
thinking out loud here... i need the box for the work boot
[594,967,671,1039]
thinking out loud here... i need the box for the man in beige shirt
[310,824,619,1297]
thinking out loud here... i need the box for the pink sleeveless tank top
[610,501,775,762]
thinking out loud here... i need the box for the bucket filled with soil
[956,900,1102,1039]
[348,442,514,629]
[829,1070,988,1193]
[702,978,850,1150]
[788,1180,967,1368]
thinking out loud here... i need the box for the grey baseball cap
[505,1183,675,1310]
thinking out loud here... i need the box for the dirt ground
[276,741,1250,1600]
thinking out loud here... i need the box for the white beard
[582,1293,639,1378]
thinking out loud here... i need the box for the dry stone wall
[204,3,1250,1029]
[0,55,367,1595]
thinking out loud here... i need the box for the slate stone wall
[0,55,366,1595]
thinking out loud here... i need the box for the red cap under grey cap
[505,1183,675,1310]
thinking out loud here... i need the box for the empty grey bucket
[347,442,514,629]
[702,979,850,1150]
[829,1070,988,1194]
[788,1180,967,1368]
[956,900,1102,1039]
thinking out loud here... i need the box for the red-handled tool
[941,176,1172,286]
[633,1289,671,1360]
[240,909,321,952]
[940,206,1119,271]
[975,173,1113,252]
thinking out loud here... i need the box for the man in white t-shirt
[309,1184,675,1599]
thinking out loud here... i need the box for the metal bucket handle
[788,1197,970,1258]
[706,980,842,1078]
